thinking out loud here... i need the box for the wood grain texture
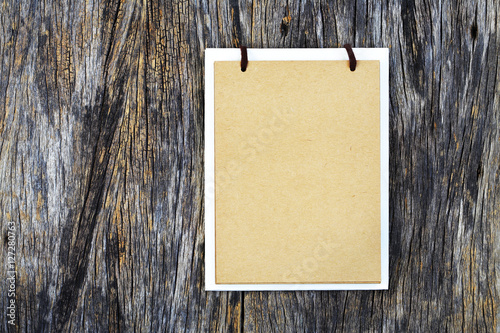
[0,0,498,332]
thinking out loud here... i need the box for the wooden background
[0,0,498,331]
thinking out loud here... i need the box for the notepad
[205,48,389,290]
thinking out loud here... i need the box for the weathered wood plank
[242,0,500,332]
[0,0,241,331]
[0,0,498,332]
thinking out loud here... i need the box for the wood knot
[280,8,291,37]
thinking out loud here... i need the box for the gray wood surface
[1,0,498,332]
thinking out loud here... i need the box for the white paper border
[205,48,389,291]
